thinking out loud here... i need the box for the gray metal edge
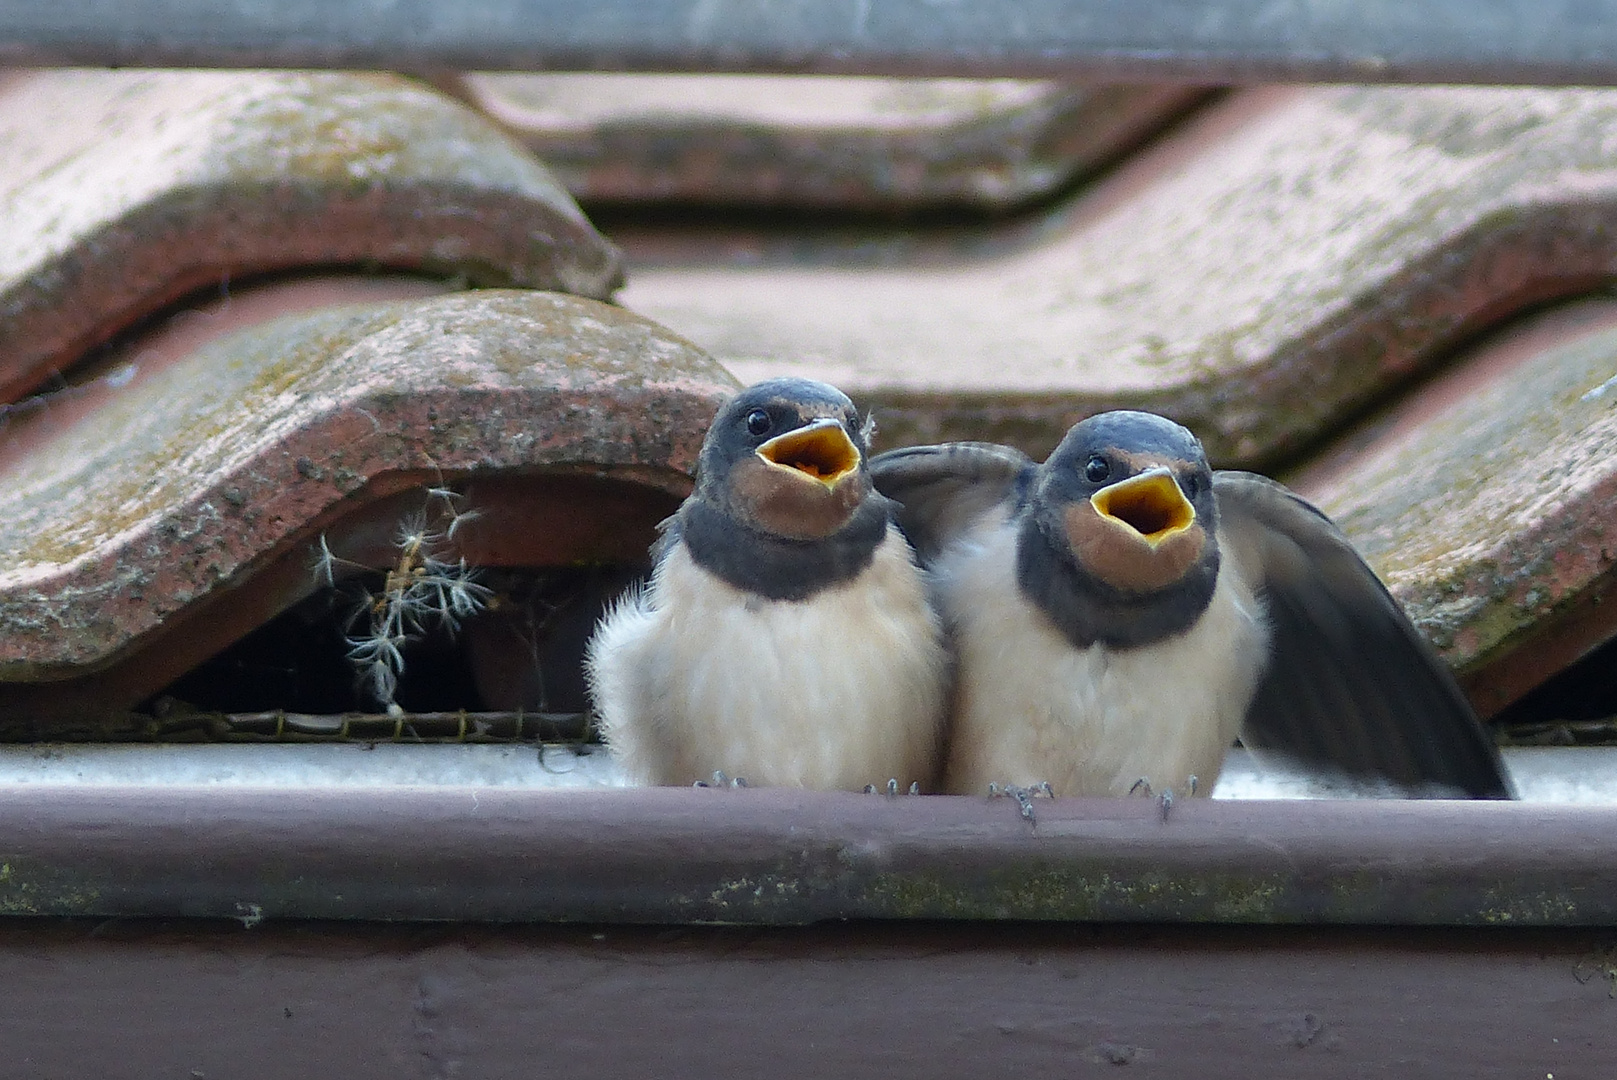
[0,0,1613,84]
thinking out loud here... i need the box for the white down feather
[586,525,949,790]
[935,509,1270,797]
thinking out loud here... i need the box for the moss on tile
[1305,305,1617,671]
[0,289,737,675]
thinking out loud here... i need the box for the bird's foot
[694,770,748,789]
[1128,776,1192,821]
[988,781,1055,824]
[864,779,922,796]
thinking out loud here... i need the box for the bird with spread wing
[870,410,1511,801]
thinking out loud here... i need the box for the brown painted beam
[1,919,1613,1078]
[3,786,1617,926]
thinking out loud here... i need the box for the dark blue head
[677,378,889,600]
[1018,411,1221,647]
[1039,411,1215,535]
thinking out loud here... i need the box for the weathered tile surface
[456,73,1200,211]
[0,69,624,404]
[1289,298,1617,716]
[624,85,1617,465]
[0,284,735,713]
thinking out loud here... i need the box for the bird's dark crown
[1018,410,1221,648]
[1045,411,1208,491]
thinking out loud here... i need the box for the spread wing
[1214,471,1511,798]
[869,442,1035,563]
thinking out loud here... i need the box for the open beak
[1090,468,1196,547]
[756,418,862,488]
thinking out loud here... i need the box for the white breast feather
[585,525,948,790]
[936,510,1270,797]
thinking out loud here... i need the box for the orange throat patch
[1066,472,1205,592]
[731,421,867,540]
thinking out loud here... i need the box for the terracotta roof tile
[621,85,1617,465]
[3,67,1611,749]
[0,68,624,405]
[1289,297,1617,717]
[0,282,734,721]
[454,73,1203,212]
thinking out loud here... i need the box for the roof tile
[1290,297,1617,717]
[455,73,1202,212]
[0,283,734,720]
[6,68,1611,744]
[0,69,624,404]
[622,85,1617,465]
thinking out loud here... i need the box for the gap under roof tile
[0,68,625,405]
[454,73,1203,212]
[622,85,1617,466]
[0,283,735,721]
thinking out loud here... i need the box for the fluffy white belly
[586,526,948,790]
[936,514,1269,797]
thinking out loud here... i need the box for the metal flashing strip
[0,0,1611,84]
[1,785,1615,925]
[0,744,1614,803]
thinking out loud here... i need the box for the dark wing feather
[1214,471,1511,799]
[868,442,1035,563]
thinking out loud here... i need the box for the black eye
[745,409,771,437]
[1084,455,1110,483]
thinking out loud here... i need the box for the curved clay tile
[623,85,1617,466]
[1288,298,1617,718]
[0,69,624,405]
[0,284,735,720]
[453,73,1203,212]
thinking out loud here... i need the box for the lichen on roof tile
[622,85,1617,464]
[0,69,625,405]
[1289,298,1617,712]
[0,287,736,679]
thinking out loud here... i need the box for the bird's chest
[1024,612,1258,791]
[939,519,1268,795]
[650,533,943,786]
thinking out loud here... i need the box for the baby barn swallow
[870,410,1510,800]
[586,377,948,790]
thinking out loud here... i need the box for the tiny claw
[987,783,1042,825]
[712,770,729,787]
[1187,775,1199,797]
[1128,777,1154,798]
[1159,788,1175,822]
[1035,781,1055,799]
[693,780,710,789]
[731,776,748,788]
[908,781,920,796]
[864,784,878,794]
[886,778,899,796]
